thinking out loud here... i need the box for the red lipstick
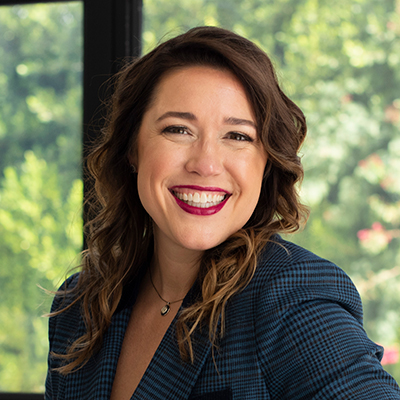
[169,185,230,216]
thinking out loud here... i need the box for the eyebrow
[156,111,256,129]
[156,111,196,122]
[224,117,256,129]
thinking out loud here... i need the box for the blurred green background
[0,0,399,392]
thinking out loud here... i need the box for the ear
[128,151,138,171]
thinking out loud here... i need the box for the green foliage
[143,0,400,380]
[0,2,83,392]
[0,3,82,194]
[0,152,83,392]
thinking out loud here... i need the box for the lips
[170,185,230,215]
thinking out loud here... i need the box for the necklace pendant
[161,303,170,316]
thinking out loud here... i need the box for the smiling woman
[44,27,400,399]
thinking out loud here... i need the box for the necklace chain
[149,267,185,316]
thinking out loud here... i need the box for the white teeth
[174,191,226,208]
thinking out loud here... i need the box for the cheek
[138,136,184,171]
[135,149,183,215]
[236,153,267,194]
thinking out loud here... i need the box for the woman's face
[134,66,267,254]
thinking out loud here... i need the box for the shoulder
[244,238,400,398]
[49,272,81,318]
[45,274,81,398]
[250,235,363,322]
[256,234,347,276]
[48,273,83,354]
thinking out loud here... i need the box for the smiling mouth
[171,190,228,209]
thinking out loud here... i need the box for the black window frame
[0,0,142,398]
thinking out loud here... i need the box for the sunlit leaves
[0,3,82,180]
[0,2,83,392]
[0,151,83,391]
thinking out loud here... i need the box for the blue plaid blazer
[45,237,400,399]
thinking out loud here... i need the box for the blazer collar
[65,280,213,400]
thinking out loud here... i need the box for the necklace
[149,268,185,316]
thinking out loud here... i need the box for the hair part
[50,26,308,374]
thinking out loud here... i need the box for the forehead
[147,66,255,119]
[156,65,243,92]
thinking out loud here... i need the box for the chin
[181,241,217,252]
[178,235,228,252]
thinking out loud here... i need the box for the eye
[162,125,190,135]
[226,132,254,142]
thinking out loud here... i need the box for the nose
[185,139,224,177]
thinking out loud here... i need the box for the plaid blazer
[45,237,400,399]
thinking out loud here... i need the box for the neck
[150,239,203,301]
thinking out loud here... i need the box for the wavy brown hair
[50,26,308,373]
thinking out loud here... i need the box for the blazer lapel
[63,306,132,400]
[132,314,213,400]
[133,282,213,400]
[92,306,132,399]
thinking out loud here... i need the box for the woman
[45,26,400,399]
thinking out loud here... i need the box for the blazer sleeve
[254,257,400,399]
